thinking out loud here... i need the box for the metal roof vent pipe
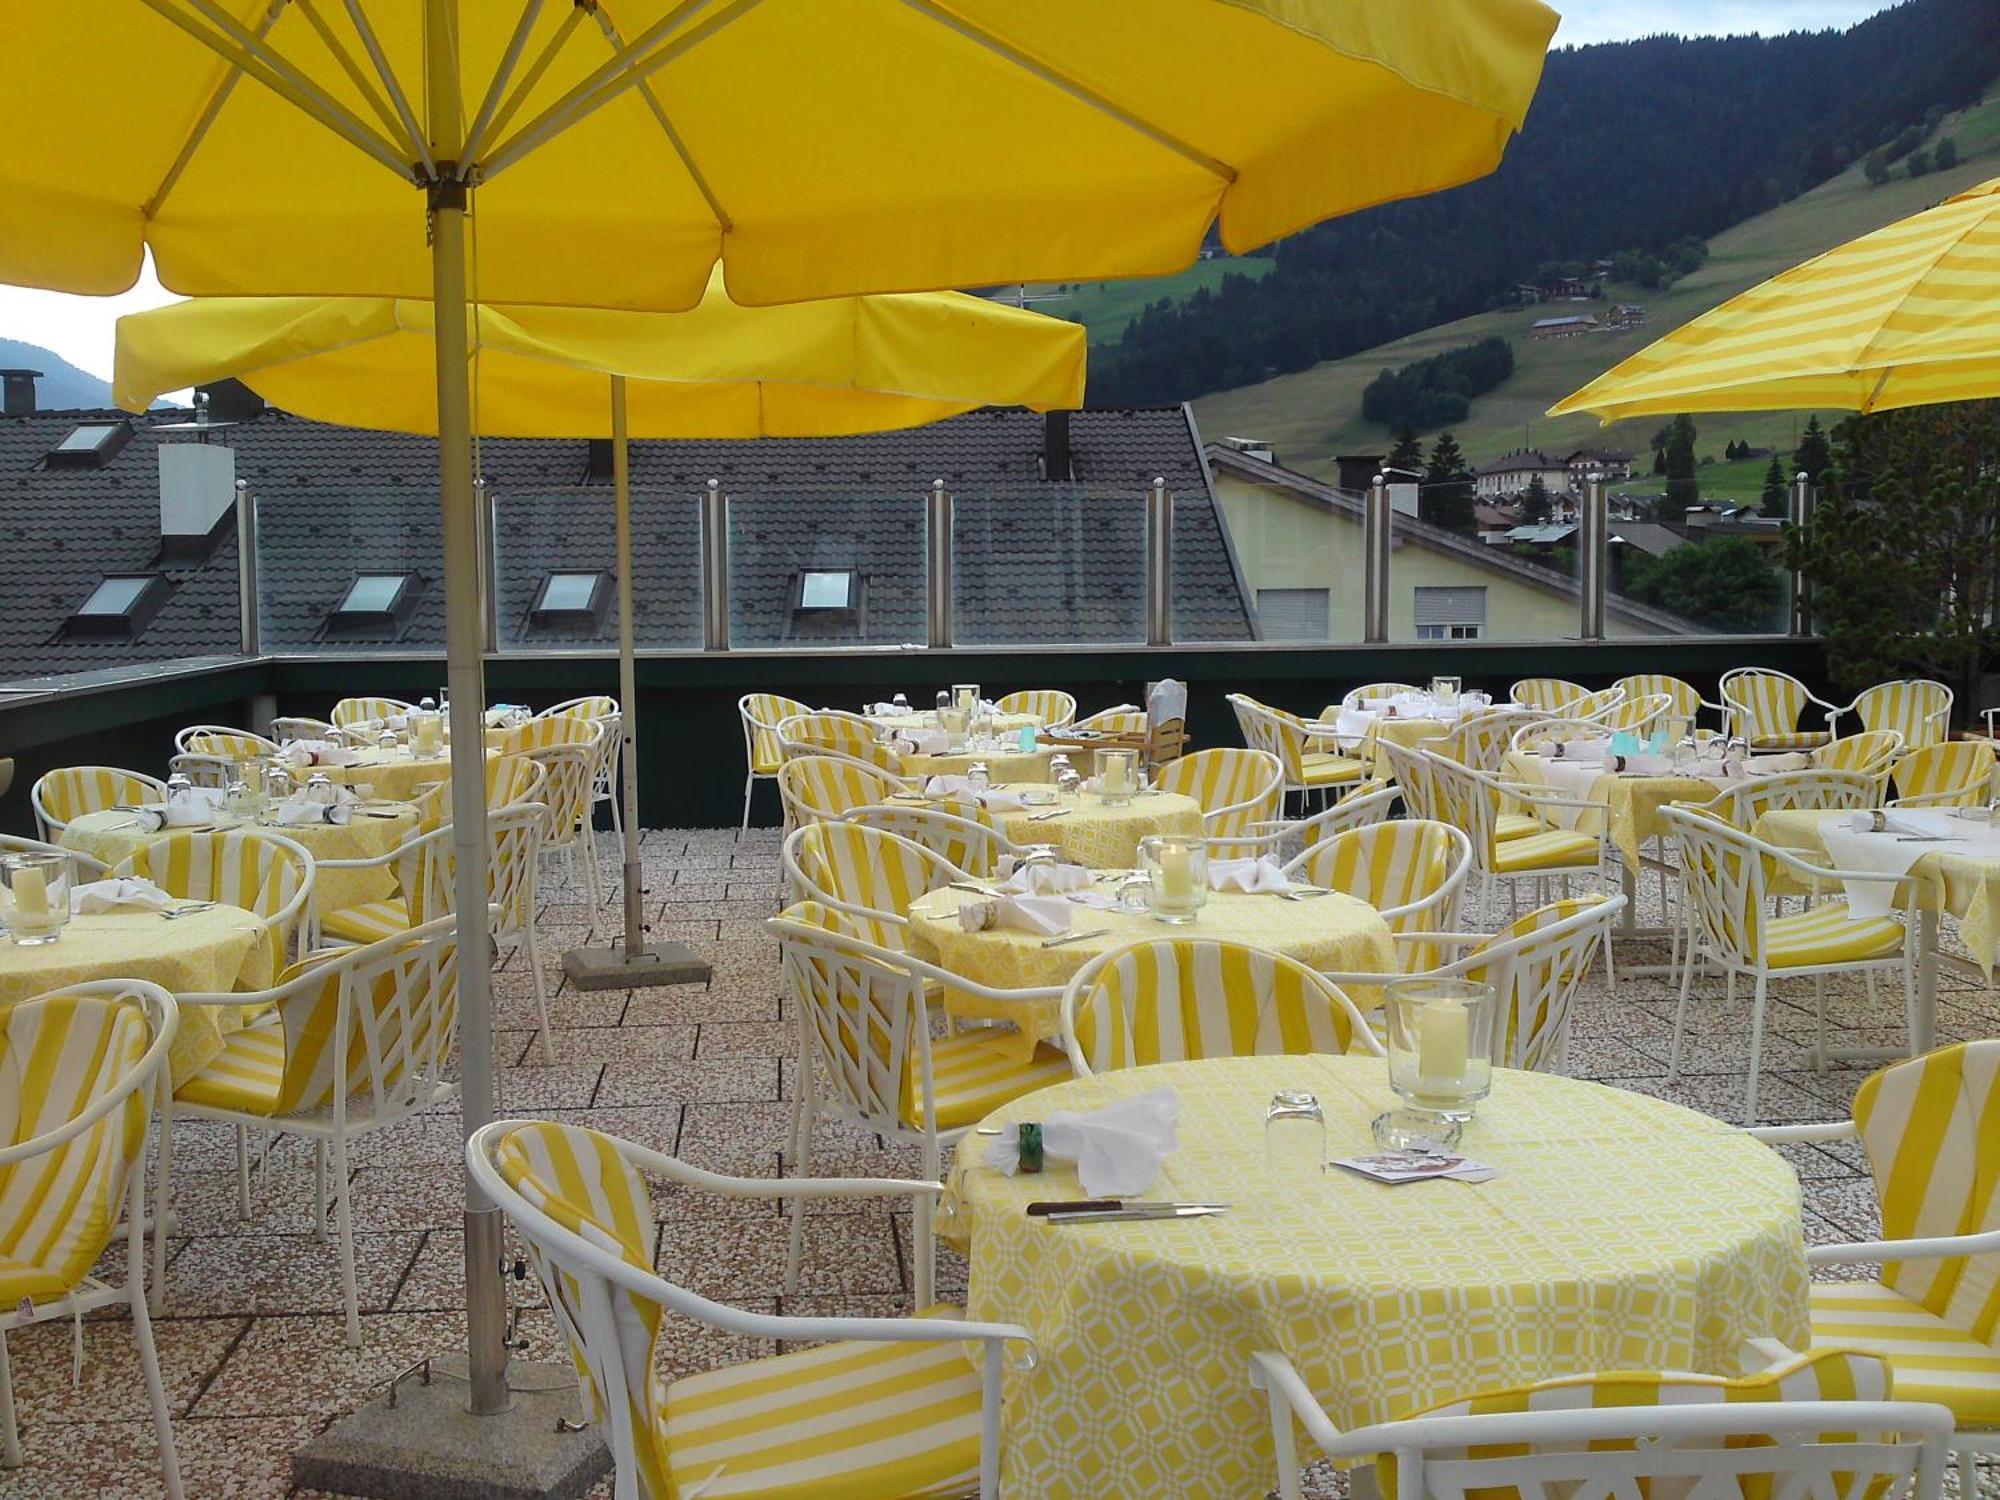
[1043,409,1072,481]
[1,369,41,417]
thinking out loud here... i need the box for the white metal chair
[527,742,606,908]
[1340,681,1423,709]
[1566,684,1627,722]
[994,688,1077,727]
[1060,937,1380,1078]
[780,820,969,946]
[1422,750,1609,919]
[737,692,814,832]
[0,833,107,881]
[1662,805,1916,1124]
[1073,704,1146,735]
[1243,780,1399,860]
[1698,768,1880,828]
[166,751,236,789]
[1284,820,1471,974]
[109,826,316,967]
[174,724,279,759]
[1593,691,1672,736]
[169,913,473,1347]
[1226,693,1368,812]
[1151,747,1285,855]
[777,754,913,833]
[1249,1344,1947,1500]
[1889,739,1997,809]
[1844,678,1953,751]
[0,981,183,1499]
[468,1117,1034,1500]
[268,715,334,743]
[1721,666,1842,750]
[329,696,414,729]
[767,906,1068,1309]
[1612,671,1724,740]
[29,765,168,840]
[536,694,617,720]
[1811,728,1905,790]
[1753,1041,2000,1496]
[780,715,908,776]
[1436,705,1544,772]
[843,801,1025,880]
[1509,677,1589,712]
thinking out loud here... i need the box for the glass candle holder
[1430,675,1461,705]
[1095,748,1140,805]
[952,683,981,716]
[2,850,71,946]
[1139,834,1207,924]
[1382,978,1496,1123]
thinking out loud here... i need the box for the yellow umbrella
[112,279,1083,985]
[1550,177,2000,423]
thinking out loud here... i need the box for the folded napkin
[130,787,227,830]
[1334,708,1376,745]
[956,895,1072,936]
[70,877,174,915]
[1747,752,1812,775]
[1610,751,1675,775]
[1543,739,1606,763]
[866,702,904,717]
[895,730,952,755]
[982,1088,1180,1196]
[282,738,353,768]
[998,861,1093,895]
[924,775,1025,812]
[1207,856,1291,893]
[1820,809,1961,918]
[271,786,359,826]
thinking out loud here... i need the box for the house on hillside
[1564,447,1635,484]
[0,376,1253,682]
[1531,314,1599,340]
[1205,443,1703,642]
[1473,449,1572,500]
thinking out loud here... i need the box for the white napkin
[998,861,1092,895]
[1747,752,1812,775]
[1820,809,1961,918]
[896,730,952,755]
[956,895,1072,936]
[982,1088,1180,1196]
[69,877,174,915]
[271,786,358,826]
[282,738,353,768]
[1207,856,1291,893]
[165,786,225,826]
[1543,739,1606,763]
[1611,751,1675,775]
[925,776,1025,812]
[1334,707,1376,745]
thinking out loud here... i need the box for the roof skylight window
[537,572,604,614]
[337,573,412,616]
[798,570,855,610]
[46,422,130,468]
[64,573,166,638]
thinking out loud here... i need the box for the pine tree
[1387,427,1425,474]
[1664,413,1700,511]
[1759,455,1788,517]
[1796,415,1833,484]
[1521,473,1553,523]
[1421,432,1477,534]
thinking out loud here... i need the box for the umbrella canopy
[1550,176,2000,424]
[3,0,1555,310]
[110,270,1086,433]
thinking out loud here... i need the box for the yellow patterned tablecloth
[945,1054,1809,1499]
[292,745,497,803]
[904,748,1061,785]
[61,804,418,914]
[1758,808,2000,976]
[906,885,1394,1056]
[869,709,1041,736]
[0,905,275,1086]
[1502,751,1731,873]
[983,790,1204,868]
[1320,707,1455,777]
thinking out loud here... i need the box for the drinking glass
[966,761,991,795]
[891,692,909,714]
[2,850,71,946]
[1265,1091,1325,1181]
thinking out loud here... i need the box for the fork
[1029,808,1070,822]
[1040,927,1111,948]
[161,901,218,920]
[1280,887,1335,901]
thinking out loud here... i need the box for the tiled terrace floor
[8,824,1999,1498]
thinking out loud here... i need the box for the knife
[1027,1199,1227,1216]
[1043,1203,1230,1224]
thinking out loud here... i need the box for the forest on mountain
[1091,0,2000,405]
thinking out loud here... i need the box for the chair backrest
[0,981,174,1294]
[168,751,237,789]
[777,755,909,831]
[1507,717,1610,758]
[269,715,333,743]
[1855,678,1953,751]
[410,753,548,834]
[255,913,465,1118]
[1377,738,1439,821]
[1464,896,1620,1073]
[330,696,414,728]
[1612,673,1705,738]
[1291,780,1400,852]
[781,716,906,776]
[497,713,603,756]
[994,689,1077,727]
[527,744,598,842]
[111,827,315,961]
[1720,667,1812,741]
[1341,682,1422,709]
[0,833,107,881]
[844,802,1014,879]
[1074,705,1146,735]
[1663,807,1778,965]
[781,821,962,942]
[739,692,814,778]
[1419,752,1515,866]
[538,695,618,720]
[1061,938,1378,1077]
[1812,729,1905,781]
[177,723,279,759]
[1339,1349,1942,1500]
[375,804,544,936]
[1288,821,1470,971]
[1891,739,1996,808]
[1593,692,1671,735]
[1437,708,1540,771]
[1567,685,1626,721]
[30,764,169,838]
[1226,694,1314,783]
[1151,747,1284,848]
[1851,1040,2000,1340]
[1699,768,1878,828]
[1509,678,1587,712]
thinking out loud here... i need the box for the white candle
[12,866,49,918]
[1103,755,1130,794]
[1417,998,1469,1088]
[1157,843,1195,904]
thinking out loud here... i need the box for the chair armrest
[1494,782,1602,813]
[1748,1120,1857,1145]
[1249,1351,1349,1456]
[1806,1228,2000,1267]
[1741,1336,1804,1374]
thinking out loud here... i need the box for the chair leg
[333,1131,361,1349]
[1744,973,1769,1127]
[153,1094,175,1310]
[527,923,556,1065]
[741,774,755,834]
[234,1123,253,1219]
[313,1140,330,1244]
[0,1329,20,1468]
[915,1135,940,1312]
[129,1271,186,1500]
[1813,976,1829,1074]
[1669,943,1698,1085]
[784,1067,816,1299]
[1956,1447,1977,1498]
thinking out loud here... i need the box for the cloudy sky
[0,0,1904,387]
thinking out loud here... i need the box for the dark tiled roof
[0,403,1248,679]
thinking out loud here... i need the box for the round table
[982,789,1205,868]
[0,904,275,1087]
[1320,704,1458,777]
[60,804,419,913]
[868,709,1040,737]
[904,747,1062,785]
[906,883,1395,1056]
[946,1054,1810,1499]
[290,744,495,803]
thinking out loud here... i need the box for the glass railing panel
[493,485,701,650]
[950,485,1145,647]
[728,487,926,648]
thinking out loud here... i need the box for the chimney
[1043,410,1072,481]
[1335,453,1386,493]
[158,440,237,554]
[1,369,41,417]
[197,378,265,423]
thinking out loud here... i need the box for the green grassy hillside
[1189,92,2000,486]
[1006,255,1275,346]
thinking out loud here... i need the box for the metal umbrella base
[564,939,712,990]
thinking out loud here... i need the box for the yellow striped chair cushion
[33,765,163,829]
[903,1035,1071,1132]
[1378,1348,1895,1496]
[994,689,1075,727]
[1725,671,1831,750]
[330,696,411,728]
[1814,731,1904,778]
[0,994,151,1300]
[1491,829,1599,874]
[790,821,951,922]
[1494,813,1541,842]
[1300,821,1457,933]
[1151,747,1282,841]
[1613,673,1704,731]
[744,694,813,777]
[1757,729,1833,751]
[1810,1281,2000,1424]
[779,757,907,826]
[1299,750,1367,787]
[497,714,601,756]
[111,828,309,969]
[1466,898,1608,1073]
[1892,740,1996,806]
[546,696,618,720]
[320,898,413,945]
[174,1021,285,1114]
[1510,678,1587,712]
[1764,902,1904,968]
[1855,680,1951,752]
[1074,708,1146,736]
[1852,1041,2000,1344]
[783,714,888,761]
[1068,939,1367,1073]
[185,729,275,759]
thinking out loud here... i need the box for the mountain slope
[0,337,116,409]
[1190,88,2000,484]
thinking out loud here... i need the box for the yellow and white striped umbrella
[1550,177,2000,423]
